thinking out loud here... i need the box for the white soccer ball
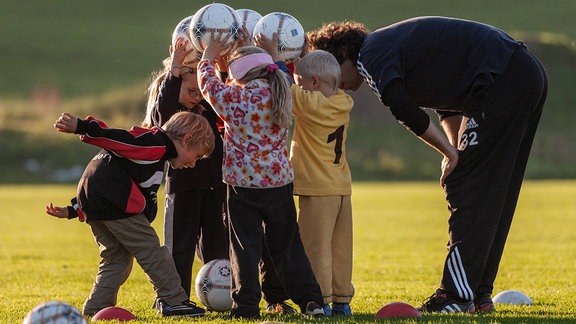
[492,290,534,305]
[235,9,262,36]
[252,12,305,62]
[194,258,232,312]
[171,15,201,65]
[190,3,241,57]
[23,301,87,324]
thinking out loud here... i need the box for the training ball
[195,258,233,312]
[492,290,533,305]
[91,306,135,322]
[23,301,87,324]
[374,302,422,319]
[171,15,201,65]
[235,9,262,37]
[252,12,305,62]
[190,3,241,57]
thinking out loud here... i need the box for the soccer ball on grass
[194,258,232,312]
[23,301,87,324]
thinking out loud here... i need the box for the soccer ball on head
[252,12,305,62]
[235,9,262,37]
[171,15,201,65]
[190,3,241,57]
[194,258,232,312]
[23,301,87,324]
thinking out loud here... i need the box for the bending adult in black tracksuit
[307,16,548,313]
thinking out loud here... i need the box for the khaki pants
[82,214,188,315]
[297,195,355,304]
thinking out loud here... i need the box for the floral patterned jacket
[198,59,293,188]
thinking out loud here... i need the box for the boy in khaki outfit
[46,111,213,318]
[290,50,355,316]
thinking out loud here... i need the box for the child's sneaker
[474,294,495,313]
[322,304,332,316]
[417,289,475,313]
[305,301,326,317]
[158,299,205,317]
[332,302,352,315]
[265,301,297,314]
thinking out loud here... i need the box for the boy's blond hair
[294,50,341,91]
[162,111,215,158]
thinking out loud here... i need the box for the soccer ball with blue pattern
[253,12,305,63]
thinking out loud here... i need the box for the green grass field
[1,181,575,323]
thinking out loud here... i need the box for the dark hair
[306,21,370,63]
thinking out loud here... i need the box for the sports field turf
[1,181,575,323]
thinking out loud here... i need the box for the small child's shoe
[322,304,332,316]
[304,301,326,317]
[332,302,352,315]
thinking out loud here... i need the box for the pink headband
[228,53,274,80]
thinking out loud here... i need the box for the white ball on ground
[195,258,232,312]
[492,290,534,305]
[23,301,87,324]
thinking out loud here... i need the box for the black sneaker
[266,301,297,314]
[305,301,326,317]
[417,290,475,313]
[151,297,159,310]
[158,299,205,317]
[475,294,495,313]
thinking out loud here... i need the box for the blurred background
[1,0,574,183]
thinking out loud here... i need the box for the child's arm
[45,202,70,219]
[54,112,79,133]
[198,32,238,119]
[55,112,168,162]
[45,198,85,222]
[254,33,293,82]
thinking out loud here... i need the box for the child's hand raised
[202,32,232,61]
[235,26,252,47]
[170,36,198,66]
[254,32,281,62]
[54,112,78,133]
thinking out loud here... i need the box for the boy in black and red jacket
[46,111,213,318]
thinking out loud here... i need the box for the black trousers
[260,239,290,304]
[170,187,229,297]
[227,183,323,317]
[440,46,548,301]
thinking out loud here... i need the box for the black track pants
[440,46,548,300]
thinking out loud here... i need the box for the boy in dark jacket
[46,111,213,318]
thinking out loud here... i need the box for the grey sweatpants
[82,214,188,315]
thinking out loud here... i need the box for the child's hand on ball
[202,32,232,61]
